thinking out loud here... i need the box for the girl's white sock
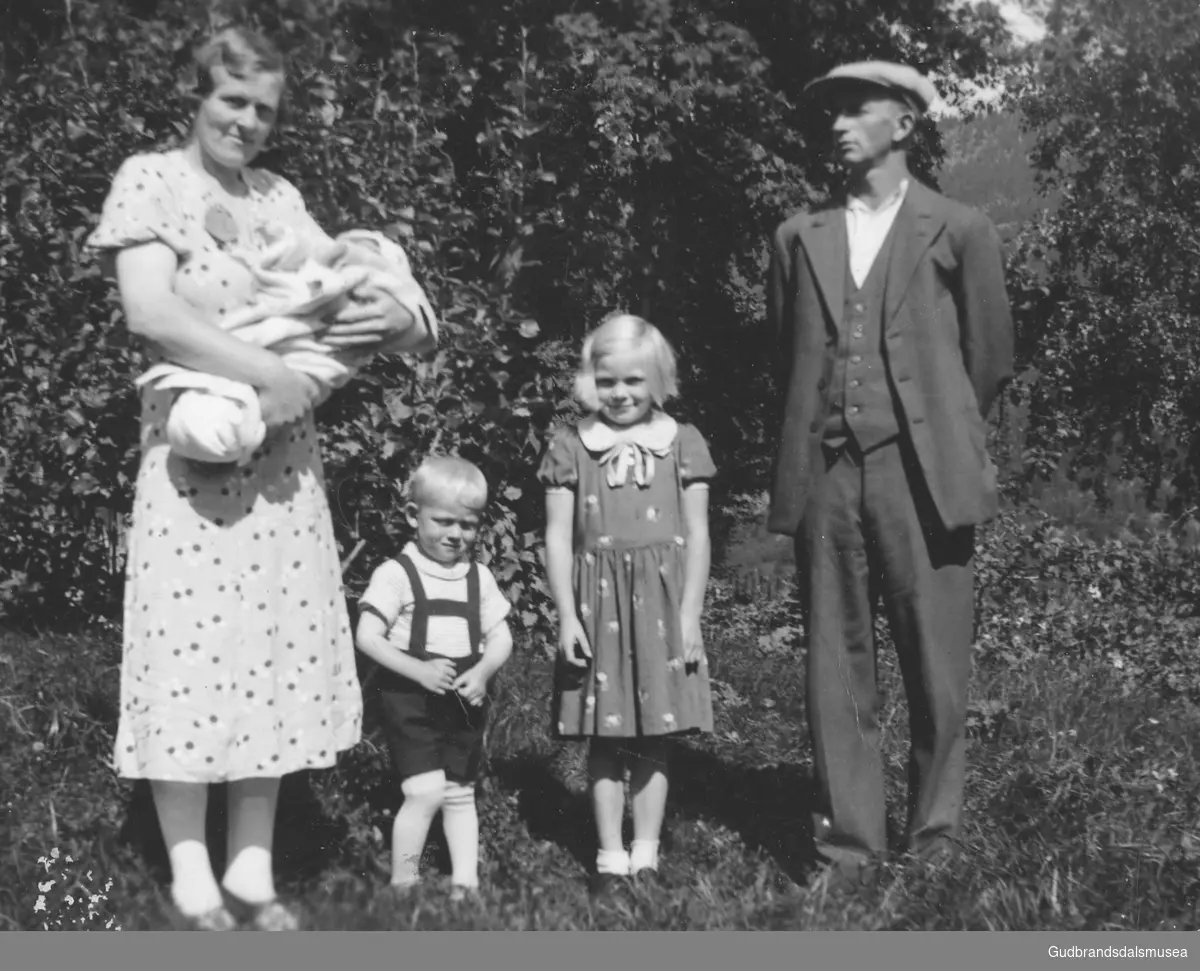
[630,839,660,873]
[596,847,631,876]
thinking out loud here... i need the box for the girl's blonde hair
[406,455,489,510]
[573,313,678,413]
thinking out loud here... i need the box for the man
[765,62,1013,882]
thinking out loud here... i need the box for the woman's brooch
[203,203,239,248]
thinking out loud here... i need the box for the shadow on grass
[488,754,594,872]
[669,745,821,884]
[490,745,821,885]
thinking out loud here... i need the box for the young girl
[539,313,715,896]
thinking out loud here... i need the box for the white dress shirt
[845,179,910,288]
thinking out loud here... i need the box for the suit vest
[823,224,902,452]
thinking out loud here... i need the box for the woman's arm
[116,242,289,387]
[116,242,317,425]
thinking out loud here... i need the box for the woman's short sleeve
[85,154,191,269]
[537,427,580,490]
[677,424,716,485]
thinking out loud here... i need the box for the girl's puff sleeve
[537,427,579,492]
[677,423,716,486]
[85,154,192,274]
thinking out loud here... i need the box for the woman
[86,27,435,930]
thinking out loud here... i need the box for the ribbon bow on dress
[578,414,678,489]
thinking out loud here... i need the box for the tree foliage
[1,0,1001,628]
[1007,0,1200,502]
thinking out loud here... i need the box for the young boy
[355,456,513,899]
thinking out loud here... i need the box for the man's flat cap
[804,61,939,113]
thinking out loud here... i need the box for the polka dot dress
[87,150,362,783]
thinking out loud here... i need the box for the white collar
[577,412,678,455]
[847,178,910,215]
[402,541,471,580]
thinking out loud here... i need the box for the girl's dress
[86,150,363,783]
[538,413,715,738]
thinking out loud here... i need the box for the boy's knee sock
[441,782,479,888]
[392,771,446,887]
[630,839,660,873]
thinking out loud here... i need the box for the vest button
[851,379,861,388]
[848,406,860,415]
[850,354,862,364]
[854,303,865,313]
[853,328,863,338]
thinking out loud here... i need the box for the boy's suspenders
[394,554,483,660]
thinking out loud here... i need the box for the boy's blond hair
[407,455,488,509]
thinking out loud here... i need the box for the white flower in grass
[674,535,686,546]
[657,619,667,638]
[659,564,670,577]
[638,689,649,704]
[580,603,592,618]
[585,695,596,711]
[598,535,613,548]
[38,881,55,894]
[34,896,46,913]
[557,721,566,734]
[604,714,622,729]
[606,620,620,634]
[632,593,644,610]
[596,672,609,692]
[584,552,596,566]
[667,657,684,672]
[585,494,600,511]
[645,507,661,522]
[599,578,610,595]
[663,712,676,727]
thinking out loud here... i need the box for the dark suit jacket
[766,179,1014,535]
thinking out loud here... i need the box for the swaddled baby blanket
[137,226,436,465]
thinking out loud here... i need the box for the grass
[2,503,1199,931]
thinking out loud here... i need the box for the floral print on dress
[87,150,363,782]
[537,421,715,739]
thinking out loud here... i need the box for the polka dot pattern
[87,150,362,783]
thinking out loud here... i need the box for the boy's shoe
[449,884,482,905]
[587,872,632,900]
[169,903,238,932]
[222,891,301,931]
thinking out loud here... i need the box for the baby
[137,225,436,465]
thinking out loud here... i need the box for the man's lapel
[885,181,946,324]
[797,204,846,335]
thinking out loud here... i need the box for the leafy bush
[1,0,998,630]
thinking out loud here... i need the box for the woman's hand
[556,615,593,669]
[323,282,419,350]
[257,362,319,429]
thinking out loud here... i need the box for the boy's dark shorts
[377,654,488,785]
